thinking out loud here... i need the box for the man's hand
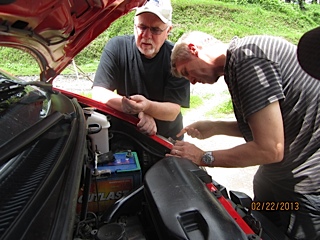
[177,121,213,139]
[177,120,243,139]
[137,112,157,136]
[165,140,204,166]
[122,95,180,121]
[121,95,150,114]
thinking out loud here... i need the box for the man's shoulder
[163,40,174,49]
[104,35,135,55]
[231,35,291,52]
[108,35,134,45]
[157,40,174,57]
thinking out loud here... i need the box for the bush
[75,12,136,64]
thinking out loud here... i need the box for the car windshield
[0,73,49,146]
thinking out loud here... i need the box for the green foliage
[80,91,92,98]
[205,97,234,118]
[180,90,233,118]
[1,0,319,117]
[171,0,319,44]
[75,11,136,64]
[181,95,204,115]
[1,0,319,72]
[202,93,216,100]
[0,47,37,72]
[190,95,204,107]
[73,0,319,66]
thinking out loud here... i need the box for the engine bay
[74,108,165,239]
[73,108,259,240]
[0,82,289,240]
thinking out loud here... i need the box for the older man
[92,0,190,140]
[169,31,320,240]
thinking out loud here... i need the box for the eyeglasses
[135,24,167,35]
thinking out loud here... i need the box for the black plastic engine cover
[144,157,248,240]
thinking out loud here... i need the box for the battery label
[77,178,133,213]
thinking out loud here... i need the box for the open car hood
[0,0,146,82]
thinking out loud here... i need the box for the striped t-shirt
[224,35,320,194]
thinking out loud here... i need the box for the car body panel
[55,88,175,150]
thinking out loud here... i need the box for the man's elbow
[272,142,285,163]
[92,86,116,104]
[155,104,181,121]
[168,107,181,121]
[91,87,105,102]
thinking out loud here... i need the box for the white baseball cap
[135,0,172,24]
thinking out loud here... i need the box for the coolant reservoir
[85,108,110,153]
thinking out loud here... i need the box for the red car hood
[0,0,146,82]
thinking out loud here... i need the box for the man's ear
[188,43,198,57]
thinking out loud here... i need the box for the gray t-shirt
[93,35,190,140]
[225,35,320,194]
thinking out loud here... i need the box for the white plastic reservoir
[85,109,111,154]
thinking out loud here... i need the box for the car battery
[77,151,141,214]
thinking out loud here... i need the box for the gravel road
[49,74,257,199]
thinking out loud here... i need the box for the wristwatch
[201,151,215,166]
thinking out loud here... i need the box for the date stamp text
[250,201,299,211]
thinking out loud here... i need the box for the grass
[1,0,319,75]
[181,95,204,115]
[0,0,319,117]
[205,98,234,118]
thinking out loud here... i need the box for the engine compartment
[0,82,289,240]
[74,109,166,239]
[73,108,259,240]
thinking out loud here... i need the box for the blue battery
[98,152,141,173]
[77,151,142,213]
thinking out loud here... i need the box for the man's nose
[142,28,152,37]
[190,77,197,85]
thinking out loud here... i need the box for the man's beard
[138,44,156,58]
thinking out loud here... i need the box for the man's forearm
[92,86,123,111]
[213,121,242,137]
[144,101,180,121]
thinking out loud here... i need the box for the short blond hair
[171,31,221,77]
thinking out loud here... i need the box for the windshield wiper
[0,79,54,102]
[0,79,25,101]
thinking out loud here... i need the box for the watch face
[202,152,214,165]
